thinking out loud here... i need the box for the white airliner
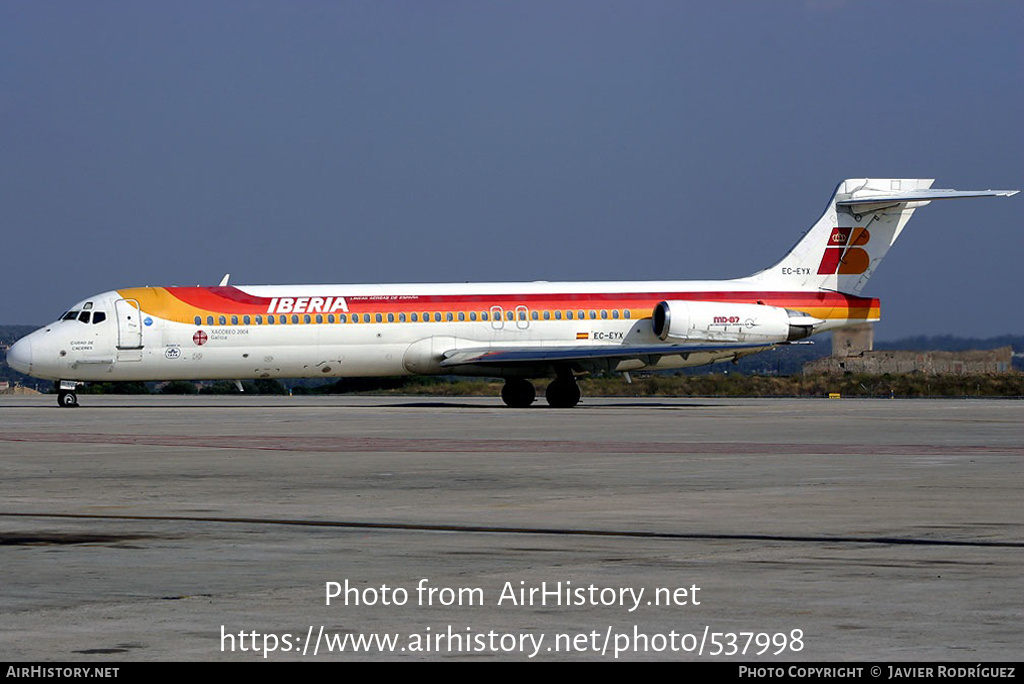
[6,178,1017,408]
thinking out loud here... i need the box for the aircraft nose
[6,336,33,374]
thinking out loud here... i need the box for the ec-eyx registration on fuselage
[6,178,1018,408]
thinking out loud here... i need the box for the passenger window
[375,313,382,323]
[219,316,226,325]
[566,311,573,320]
[292,315,299,324]
[194,316,202,326]
[327,314,334,323]
[411,313,418,322]
[387,313,395,323]
[316,314,323,324]
[363,314,370,323]
[207,316,214,326]
[481,311,488,321]
[231,315,239,325]
[624,310,631,319]
[458,312,465,322]
[256,315,263,324]
[268,315,275,324]
[589,310,596,319]
[446,312,453,322]
[434,312,441,322]
[399,313,406,322]
[612,310,619,319]
[555,311,562,320]
[543,311,550,320]
[470,312,477,321]
[601,310,608,319]
[340,314,347,323]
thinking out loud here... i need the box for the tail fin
[749,178,1018,294]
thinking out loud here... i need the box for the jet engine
[652,300,819,344]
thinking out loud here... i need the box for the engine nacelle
[652,300,819,343]
[403,336,459,374]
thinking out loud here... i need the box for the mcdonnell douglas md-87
[6,178,1018,408]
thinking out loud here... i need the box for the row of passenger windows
[193,309,634,326]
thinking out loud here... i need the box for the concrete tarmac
[0,394,1021,661]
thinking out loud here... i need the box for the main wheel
[545,378,581,408]
[500,378,536,408]
[57,391,79,408]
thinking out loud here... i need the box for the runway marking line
[1,512,1021,548]
[2,433,1022,455]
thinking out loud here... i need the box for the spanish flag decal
[576,332,589,340]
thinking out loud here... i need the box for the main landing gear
[545,376,581,409]
[500,375,581,409]
[500,378,535,408]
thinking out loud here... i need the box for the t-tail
[748,178,1018,295]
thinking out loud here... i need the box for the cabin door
[115,298,144,349]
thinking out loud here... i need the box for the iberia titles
[266,296,349,314]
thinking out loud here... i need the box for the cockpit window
[78,311,92,324]
[93,312,107,324]
[62,311,79,321]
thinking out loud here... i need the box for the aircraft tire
[545,378,580,409]
[57,391,79,408]
[501,378,536,408]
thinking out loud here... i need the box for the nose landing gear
[57,390,79,408]
[56,381,80,408]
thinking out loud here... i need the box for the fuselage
[7,177,1013,409]
[7,278,877,383]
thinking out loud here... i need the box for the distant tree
[254,379,287,395]
[160,380,198,395]
[80,382,150,395]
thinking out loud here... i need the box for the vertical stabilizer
[747,179,1017,294]
[749,179,933,294]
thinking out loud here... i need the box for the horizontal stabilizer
[838,188,1019,214]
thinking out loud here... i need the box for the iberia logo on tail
[817,227,871,275]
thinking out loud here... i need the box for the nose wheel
[57,391,79,408]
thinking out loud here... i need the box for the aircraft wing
[439,342,774,370]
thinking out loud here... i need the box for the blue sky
[2,1,1021,338]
